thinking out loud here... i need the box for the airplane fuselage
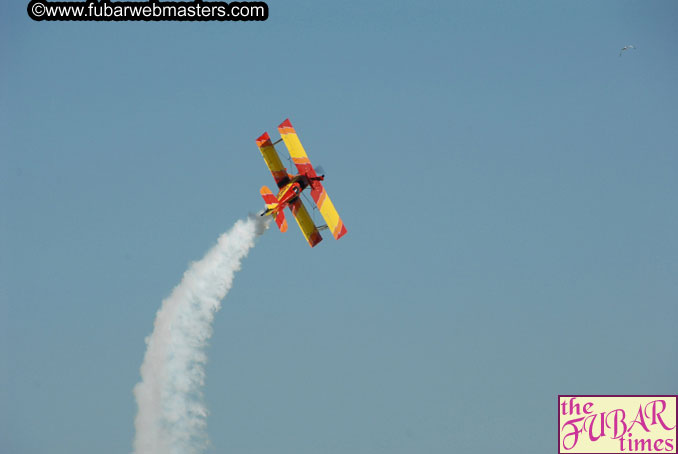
[270,173,324,214]
[276,180,303,208]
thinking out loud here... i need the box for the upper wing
[256,132,291,188]
[310,184,347,240]
[289,198,323,247]
[278,119,318,178]
[278,119,347,241]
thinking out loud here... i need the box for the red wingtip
[278,118,295,133]
[334,222,347,240]
[309,230,323,247]
[256,132,271,146]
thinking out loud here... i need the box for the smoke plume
[133,215,269,454]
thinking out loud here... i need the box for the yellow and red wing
[310,185,347,240]
[278,119,347,240]
[289,198,322,247]
[278,119,318,178]
[256,132,290,188]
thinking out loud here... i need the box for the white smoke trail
[133,215,269,454]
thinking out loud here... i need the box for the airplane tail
[260,186,287,232]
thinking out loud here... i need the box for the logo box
[558,395,677,454]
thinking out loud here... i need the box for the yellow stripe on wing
[290,199,322,247]
[314,187,347,240]
[256,132,289,187]
[278,119,310,159]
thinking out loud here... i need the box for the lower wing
[289,198,323,247]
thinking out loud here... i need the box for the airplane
[256,119,347,247]
[619,44,636,56]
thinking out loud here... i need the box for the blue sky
[2,1,677,453]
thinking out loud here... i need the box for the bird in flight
[619,45,636,56]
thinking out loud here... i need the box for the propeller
[314,165,325,177]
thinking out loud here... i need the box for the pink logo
[559,395,677,453]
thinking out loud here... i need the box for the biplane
[256,119,347,247]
